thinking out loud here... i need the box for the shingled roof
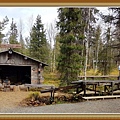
[0,48,48,66]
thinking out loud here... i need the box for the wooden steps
[83,95,120,101]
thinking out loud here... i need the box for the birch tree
[46,20,58,72]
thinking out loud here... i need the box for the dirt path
[0,91,53,112]
[0,91,30,111]
[1,91,120,113]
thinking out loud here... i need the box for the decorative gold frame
[0,1,120,119]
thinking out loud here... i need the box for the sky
[0,7,109,41]
[0,7,58,24]
[0,7,59,40]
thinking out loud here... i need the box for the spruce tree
[9,18,18,44]
[0,16,9,44]
[99,8,117,75]
[29,15,50,64]
[108,8,120,70]
[57,8,85,86]
[110,7,120,42]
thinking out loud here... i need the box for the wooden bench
[24,84,55,91]
[40,87,55,104]
[40,84,78,104]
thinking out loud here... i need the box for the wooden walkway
[83,95,120,101]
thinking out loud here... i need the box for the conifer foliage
[29,15,50,63]
[57,8,85,86]
[9,18,18,44]
[0,16,9,44]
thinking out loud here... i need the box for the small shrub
[28,87,43,91]
[28,92,40,101]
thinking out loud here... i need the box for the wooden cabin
[0,48,48,85]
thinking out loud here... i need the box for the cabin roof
[0,49,48,66]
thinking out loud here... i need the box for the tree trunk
[84,8,90,80]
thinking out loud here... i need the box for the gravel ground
[0,91,120,113]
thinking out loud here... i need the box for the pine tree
[99,8,117,75]
[109,8,120,52]
[110,7,120,42]
[9,18,18,44]
[54,34,60,71]
[0,16,9,44]
[57,8,85,86]
[29,15,50,64]
[108,8,120,70]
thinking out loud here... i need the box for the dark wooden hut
[0,48,48,85]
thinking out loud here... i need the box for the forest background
[0,7,120,86]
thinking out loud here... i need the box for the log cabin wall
[0,50,47,84]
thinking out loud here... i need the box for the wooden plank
[78,75,118,78]
[54,85,78,91]
[24,84,55,89]
[71,80,83,84]
[83,95,120,100]
[0,44,21,48]
[72,80,120,84]
[41,89,54,93]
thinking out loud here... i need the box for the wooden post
[117,83,120,89]
[111,82,113,95]
[83,82,86,96]
[76,87,79,94]
[50,87,54,104]
[95,84,97,95]
[104,85,106,93]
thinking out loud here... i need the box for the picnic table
[71,79,120,96]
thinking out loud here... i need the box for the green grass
[81,68,119,76]
[43,72,60,87]
[110,68,119,75]
[28,91,40,100]
[42,68,119,87]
